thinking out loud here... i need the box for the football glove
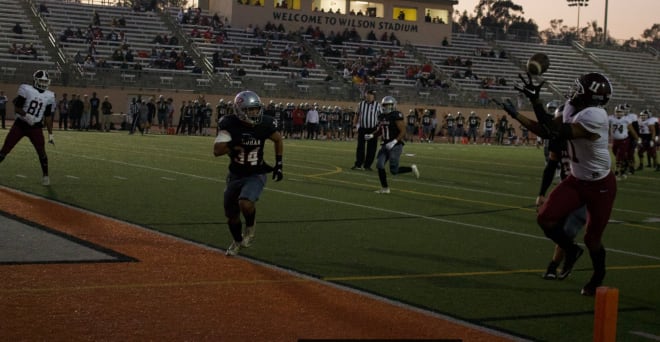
[48,134,55,145]
[364,133,374,141]
[514,73,545,102]
[272,156,283,182]
[385,139,398,150]
[650,140,655,148]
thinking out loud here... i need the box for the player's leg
[0,123,27,163]
[375,148,390,193]
[223,175,245,255]
[537,176,585,274]
[25,127,49,184]
[238,174,266,247]
[579,173,616,295]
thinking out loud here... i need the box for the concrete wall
[0,82,533,133]
[208,0,454,46]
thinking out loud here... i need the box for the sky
[453,0,659,41]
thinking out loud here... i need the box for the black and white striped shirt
[357,100,381,129]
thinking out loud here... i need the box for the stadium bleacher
[0,2,655,111]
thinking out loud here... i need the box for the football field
[1,129,659,341]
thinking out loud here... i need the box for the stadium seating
[0,0,55,81]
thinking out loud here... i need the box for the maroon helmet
[567,72,612,108]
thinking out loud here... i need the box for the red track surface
[0,187,514,341]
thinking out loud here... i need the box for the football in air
[526,53,550,75]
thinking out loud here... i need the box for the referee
[352,89,381,171]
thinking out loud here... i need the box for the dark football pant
[0,120,48,176]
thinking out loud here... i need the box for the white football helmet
[614,105,625,118]
[33,70,50,90]
[234,90,263,125]
[639,109,651,120]
[381,96,397,114]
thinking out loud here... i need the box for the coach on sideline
[352,89,381,171]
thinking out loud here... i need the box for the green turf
[1,130,659,341]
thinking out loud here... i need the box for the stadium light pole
[603,0,609,44]
[567,0,589,40]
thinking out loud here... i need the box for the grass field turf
[1,129,659,341]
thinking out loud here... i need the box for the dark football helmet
[33,70,50,90]
[381,96,397,114]
[567,72,612,108]
[234,90,263,125]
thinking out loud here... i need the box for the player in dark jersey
[214,90,284,256]
[467,111,480,144]
[0,70,56,186]
[537,104,586,280]
[364,96,419,194]
[420,109,433,143]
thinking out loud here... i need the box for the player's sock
[589,246,606,281]
[397,166,412,174]
[378,168,388,188]
[244,210,256,228]
[39,155,48,176]
[228,222,243,242]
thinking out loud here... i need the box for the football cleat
[580,280,601,296]
[558,244,584,280]
[225,240,247,256]
[242,224,256,248]
[542,261,559,280]
[374,188,390,194]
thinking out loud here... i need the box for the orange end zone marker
[593,286,619,342]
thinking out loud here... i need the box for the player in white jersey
[609,105,639,178]
[623,105,640,174]
[636,110,658,171]
[496,72,616,296]
[0,70,56,185]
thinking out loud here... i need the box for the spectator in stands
[38,2,49,15]
[125,49,134,62]
[8,43,18,55]
[92,10,101,26]
[398,11,405,20]
[107,30,119,41]
[300,68,310,78]
[74,51,84,64]
[479,90,489,106]
[12,23,23,36]
[464,66,477,80]
[118,15,126,27]
[441,37,449,47]
[83,56,96,70]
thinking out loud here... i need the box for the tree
[453,0,538,40]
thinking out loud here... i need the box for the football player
[537,103,586,280]
[483,113,494,145]
[636,109,657,171]
[498,72,616,296]
[0,70,55,186]
[214,90,283,256]
[466,111,480,144]
[609,105,639,178]
[365,96,419,194]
